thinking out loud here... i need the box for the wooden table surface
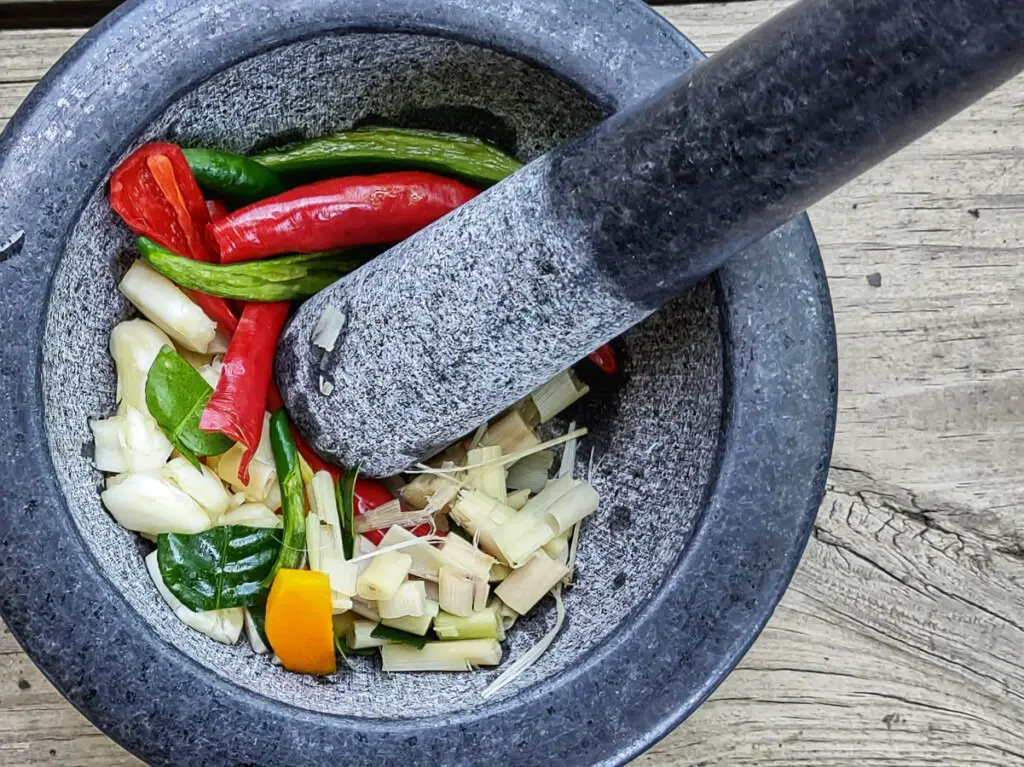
[3,2,1024,765]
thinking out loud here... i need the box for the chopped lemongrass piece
[215,443,278,505]
[439,566,476,617]
[312,305,345,353]
[401,444,468,508]
[346,619,391,650]
[558,421,578,478]
[119,260,217,353]
[109,319,174,416]
[469,422,488,450]
[449,489,516,557]
[380,598,439,636]
[378,580,427,619]
[412,430,587,476]
[208,329,230,355]
[495,552,569,614]
[217,502,282,528]
[546,482,600,535]
[298,453,315,485]
[323,559,359,597]
[371,624,429,649]
[489,476,575,565]
[492,597,519,631]
[422,579,440,602]
[434,605,503,641]
[160,456,232,519]
[505,450,554,494]
[465,446,506,503]
[542,533,570,559]
[473,578,490,612]
[506,488,531,510]
[354,499,431,534]
[244,608,269,654]
[482,587,565,698]
[379,525,444,581]
[350,598,381,622]
[145,551,242,644]
[176,347,213,372]
[440,532,496,581]
[381,639,502,672]
[90,407,173,474]
[306,513,323,572]
[479,410,540,458]
[530,369,589,423]
[197,359,223,389]
[489,563,512,582]
[102,472,211,535]
[307,471,345,554]
[356,551,412,601]
[426,469,461,513]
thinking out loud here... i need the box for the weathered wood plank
[2,3,1024,766]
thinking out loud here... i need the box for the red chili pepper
[199,302,291,484]
[209,171,479,263]
[110,144,239,335]
[206,199,230,222]
[588,343,618,375]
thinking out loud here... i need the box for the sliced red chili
[209,171,479,263]
[199,302,291,484]
[588,343,618,375]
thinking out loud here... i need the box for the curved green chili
[182,147,286,202]
[264,409,307,586]
[251,127,522,187]
[137,237,375,301]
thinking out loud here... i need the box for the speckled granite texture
[0,0,837,765]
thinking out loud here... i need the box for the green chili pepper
[251,127,522,187]
[182,147,286,201]
[137,237,376,301]
[263,409,307,586]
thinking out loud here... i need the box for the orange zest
[264,569,336,675]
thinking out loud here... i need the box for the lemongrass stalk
[479,410,539,457]
[494,552,569,614]
[379,525,444,581]
[346,619,391,650]
[505,450,554,494]
[217,502,282,528]
[530,369,589,424]
[483,587,564,698]
[109,319,174,415]
[381,639,502,672]
[492,597,519,632]
[161,456,232,519]
[356,551,412,601]
[546,482,600,535]
[466,446,506,503]
[433,605,503,641]
[506,488,531,510]
[306,513,323,572]
[490,476,577,565]
[412,430,587,476]
[422,579,440,602]
[473,579,490,612]
[378,580,427,619]
[381,599,439,636]
[542,532,570,559]
[355,500,433,534]
[438,566,476,617]
[102,472,211,535]
[558,421,578,478]
[145,551,242,644]
[449,489,516,557]
[215,443,278,505]
[119,260,216,353]
[489,563,512,582]
[307,470,344,555]
[440,533,496,581]
[350,598,381,622]
[401,445,468,508]
[90,407,173,473]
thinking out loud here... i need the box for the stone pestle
[276,0,1024,476]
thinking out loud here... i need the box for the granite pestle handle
[276,0,1024,476]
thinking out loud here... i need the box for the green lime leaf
[157,525,283,611]
[145,346,234,467]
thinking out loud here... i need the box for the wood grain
[2,3,1024,765]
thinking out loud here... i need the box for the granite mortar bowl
[0,0,837,764]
